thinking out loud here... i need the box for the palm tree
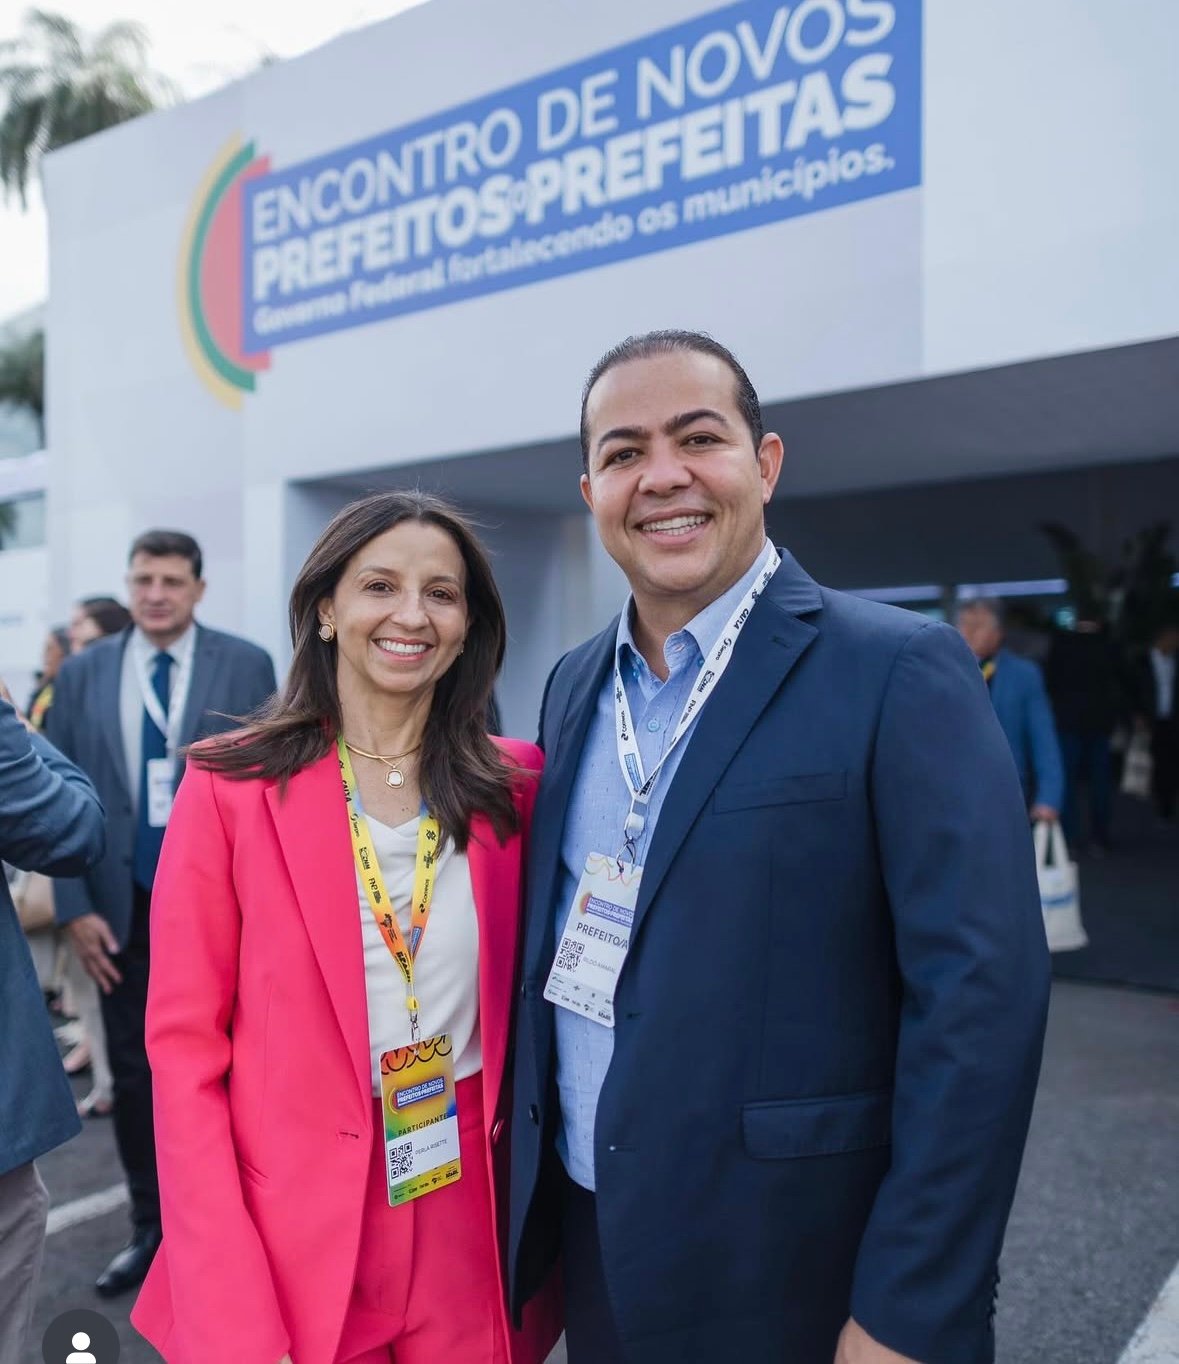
[0,326,43,443]
[0,8,173,206]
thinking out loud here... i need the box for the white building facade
[41,0,1179,736]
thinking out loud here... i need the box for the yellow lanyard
[337,737,441,1042]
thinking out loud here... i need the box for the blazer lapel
[522,625,616,979]
[179,625,221,748]
[265,752,371,1105]
[467,814,514,1132]
[100,633,131,799]
[628,558,822,945]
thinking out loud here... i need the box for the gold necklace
[343,740,421,788]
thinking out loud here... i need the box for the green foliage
[1113,523,1179,649]
[0,325,43,441]
[0,8,174,206]
[1039,522,1108,622]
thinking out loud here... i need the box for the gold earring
[318,622,336,642]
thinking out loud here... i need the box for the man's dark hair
[128,530,203,580]
[579,330,765,471]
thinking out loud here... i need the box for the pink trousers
[335,1074,511,1364]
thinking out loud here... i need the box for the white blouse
[358,814,482,1095]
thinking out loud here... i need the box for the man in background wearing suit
[0,689,104,1362]
[509,332,1050,1364]
[48,529,276,1297]
[955,597,1065,825]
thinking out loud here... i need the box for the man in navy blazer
[509,332,1050,1364]
[0,689,104,1361]
[47,529,276,1297]
[956,599,1064,822]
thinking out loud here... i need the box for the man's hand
[277,1356,293,1363]
[834,1317,922,1364]
[65,913,122,993]
[1030,804,1059,823]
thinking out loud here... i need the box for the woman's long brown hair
[192,491,518,849]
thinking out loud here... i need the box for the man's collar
[131,622,197,662]
[615,538,776,668]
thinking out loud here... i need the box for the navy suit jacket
[509,553,1050,1364]
[46,624,276,947]
[987,649,1065,811]
[0,699,104,1174]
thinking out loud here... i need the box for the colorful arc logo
[178,137,271,408]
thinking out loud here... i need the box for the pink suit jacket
[132,738,562,1364]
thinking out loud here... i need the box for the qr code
[387,1140,413,1182]
[555,940,584,972]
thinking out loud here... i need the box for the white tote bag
[1120,731,1153,800]
[1034,821,1087,953]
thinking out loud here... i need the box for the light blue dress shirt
[554,540,775,1189]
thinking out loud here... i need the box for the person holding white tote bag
[1034,819,1088,952]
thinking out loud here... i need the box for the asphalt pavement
[30,978,1179,1364]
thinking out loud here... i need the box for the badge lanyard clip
[616,804,646,870]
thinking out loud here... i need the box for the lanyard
[337,737,441,1043]
[133,640,194,757]
[613,544,780,857]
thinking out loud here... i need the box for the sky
[0,0,427,320]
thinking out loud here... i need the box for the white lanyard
[613,545,780,854]
[134,641,193,757]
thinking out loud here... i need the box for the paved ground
[996,984,1179,1364]
[30,978,1178,1363]
[1052,797,1179,994]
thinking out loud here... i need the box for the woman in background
[68,595,132,653]
[27,626,70,730]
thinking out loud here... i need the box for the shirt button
[646,718,661,732]
[696,656,704,667]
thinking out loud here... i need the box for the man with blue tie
[509,332,1050,1364]
[47,530,276,1297]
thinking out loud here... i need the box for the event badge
[145,756,175,827]
[544,853,642,1028]
[379,1033,461,1206]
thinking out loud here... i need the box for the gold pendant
[385,768,404,788]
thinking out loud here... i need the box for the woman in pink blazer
[132,492,562,1364]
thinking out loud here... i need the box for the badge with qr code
[378,1034,461,1206]
[543,853,642,1029]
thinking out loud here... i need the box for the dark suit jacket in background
[46,623,276,947]
[0,699,105,1174]
[1043,628,1125,736]
[509,551,1050,1364]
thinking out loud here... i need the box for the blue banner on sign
[242,0,921,353]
